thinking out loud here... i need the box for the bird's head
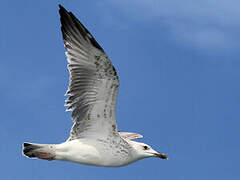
[128,141,168,160]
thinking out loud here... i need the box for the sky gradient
[1,0,240,179]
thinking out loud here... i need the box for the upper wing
[119,132,143,140]
[59,5,119,140]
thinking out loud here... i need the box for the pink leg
[34,152,55,161]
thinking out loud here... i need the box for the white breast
[54,139,134,167]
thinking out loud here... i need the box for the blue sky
[1,0,240,179]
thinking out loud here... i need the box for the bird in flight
[22,4,168,167]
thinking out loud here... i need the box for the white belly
[54,139,134,167]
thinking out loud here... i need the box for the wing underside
[119,132,143,140]
[59,5,120,139]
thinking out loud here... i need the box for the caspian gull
[22,4,168,167]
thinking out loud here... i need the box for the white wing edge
[119,132,143,140]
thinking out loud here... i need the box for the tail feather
[22,142,56,161]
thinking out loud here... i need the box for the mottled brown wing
[59,5,119,139]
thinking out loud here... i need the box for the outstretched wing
[119,132,143,140]
[59,5,119,140]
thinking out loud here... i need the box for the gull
[22,4,168,167]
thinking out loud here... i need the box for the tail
[22,142,56,161]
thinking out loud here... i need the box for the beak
[153,153,168,160]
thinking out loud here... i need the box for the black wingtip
[58,4,63,9]
[58,4,104,52]
[58,4,68,14]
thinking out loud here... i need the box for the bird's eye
[143,146,149,150]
